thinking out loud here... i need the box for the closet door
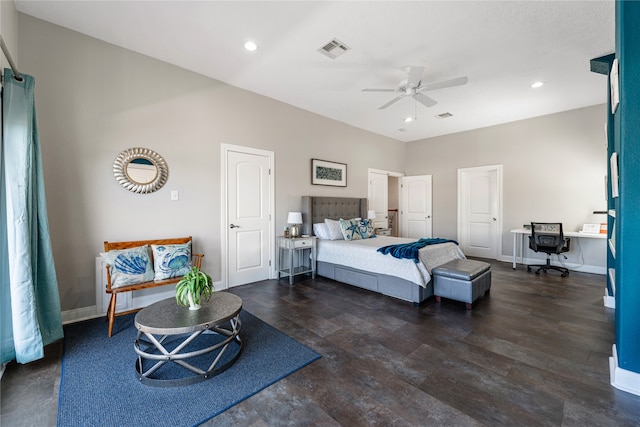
[457,165,502,259]
[222,144,274,288]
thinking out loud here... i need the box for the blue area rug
[57,310,320,426]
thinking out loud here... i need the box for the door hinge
[269,260,271,266]
[269,169,271,175]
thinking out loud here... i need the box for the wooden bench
[103,236,204,337]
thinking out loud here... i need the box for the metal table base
[133,293,243,387]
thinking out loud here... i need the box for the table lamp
[287,212,303,238]
[367,210,376,227]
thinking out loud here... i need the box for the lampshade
[367,210,376,220]
[287,212,303,224]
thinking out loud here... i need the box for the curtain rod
[0,34,23,82]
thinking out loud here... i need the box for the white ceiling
[14,1,615,142]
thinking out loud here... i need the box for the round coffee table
[134,292,242,387]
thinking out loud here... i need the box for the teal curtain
[1,68,63,364]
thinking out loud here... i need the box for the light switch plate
[170,190,179,201]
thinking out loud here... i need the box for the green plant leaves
[175,267,214,307]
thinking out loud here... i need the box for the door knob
[492,218,497,221]
[229,224,240,228]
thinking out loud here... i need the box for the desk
[511,228,606,269]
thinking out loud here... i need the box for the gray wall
[15,13,607,312]
[405,104,608,260]
[19,15,405,311]
[0,1,18,70]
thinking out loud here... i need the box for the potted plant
[175,267,214,310]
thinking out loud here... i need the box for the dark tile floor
[2,260,640,426]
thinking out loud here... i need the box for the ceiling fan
[362,66,468,110]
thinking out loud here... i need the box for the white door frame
[221,144,275,289]
[457,164,503,259]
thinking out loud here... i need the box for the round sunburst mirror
[113,147,168,194]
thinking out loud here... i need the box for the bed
[301,196,465,305]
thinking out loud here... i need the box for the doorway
[368,169,432,238]
[221,144,274,288]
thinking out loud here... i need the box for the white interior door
[457,165,502,259]
[222,145,273,287]
[368,170,389,229]
[400,175,432,238]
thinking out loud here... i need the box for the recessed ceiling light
[531,81,544,89]
[244,41,258,52]
[404,116,414,123]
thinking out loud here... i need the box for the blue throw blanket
[377,238,458,263]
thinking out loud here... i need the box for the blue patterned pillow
[101,245,154,289]
[359,219,377,239]
[339,218,362,241]
[151,242,192,280]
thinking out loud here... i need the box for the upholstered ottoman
[432,259,491,310]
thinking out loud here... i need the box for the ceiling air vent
[435,112,453,119]
[318,38,350,59]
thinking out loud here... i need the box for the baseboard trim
[610,344,640,396]
[61,305,102,325]
[63,281,226,325]
[497,255,605,275]
[603,290,616,309]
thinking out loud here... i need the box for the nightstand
[276,236,317,285]
[375,228,392,236]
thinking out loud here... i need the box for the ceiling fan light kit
[363,66,468,111]
[243,41,258,51]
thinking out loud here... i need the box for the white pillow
[313,223,330,240]
[324,219,344,240]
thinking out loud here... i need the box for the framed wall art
[311,158,347,187]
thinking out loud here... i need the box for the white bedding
[315,236,465,288]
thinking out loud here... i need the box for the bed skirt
[317,261,433,305]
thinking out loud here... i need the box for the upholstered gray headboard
[301,196,368,236]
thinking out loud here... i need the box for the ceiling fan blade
[378,95,405,110]
[419,76,468,92]
[406,66,425,88]
[414,93,437,108]
[362,88,399,92]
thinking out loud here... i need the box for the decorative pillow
[151,242,192,281]
[313,223,330,240]
[339,218,362,241]
[101,245,154,289]
[358,219,377,239]
[324,219,345,240]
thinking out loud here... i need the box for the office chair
[527,222,571,277]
